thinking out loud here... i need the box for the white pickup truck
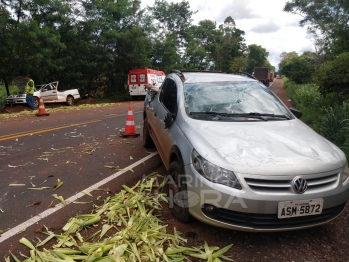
[5,81,81,108]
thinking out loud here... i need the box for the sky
[141,0,316,71]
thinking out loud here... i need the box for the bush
[313,53,349,97]
[284,78,322,108]
[0,84,20,111]
[284,78,349,158]
[319,102,349,156]
[281,56,316,84]
[292,84,322,109]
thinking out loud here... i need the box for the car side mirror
[289,108,302,119]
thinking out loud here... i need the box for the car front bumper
[5,98,27,105]
[184,164,349,232]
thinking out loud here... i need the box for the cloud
[299,45,315,54]
[285,19,302,27]
[217,0,260,21]
[250,20,281,33]
[194,0,260,25]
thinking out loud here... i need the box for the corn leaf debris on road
[7,173,234,262]
[1,103,123,120]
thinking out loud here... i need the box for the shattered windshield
[184,81,292,121]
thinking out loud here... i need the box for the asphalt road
[0,100,164,257]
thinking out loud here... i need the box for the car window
[184,81,292,120]
[157,75,164,83]
[159,79,178,114]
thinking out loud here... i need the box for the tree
[230,56,248,72]
[183,20,220,70]
[149,0,196,45]
[0,0,70,85]
[278,51,298,71]
[150,36,181,71]
[0,5,16,95]
[246,44,269,73]
[284,0,349,57]
[216,16,247,72]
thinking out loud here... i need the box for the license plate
[278,198,323,219]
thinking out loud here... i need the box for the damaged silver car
[143,70,349,232]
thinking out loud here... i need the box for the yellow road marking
[0,110,143,141]
[0,120,101,141]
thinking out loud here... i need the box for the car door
[149,78,178,166]
[40,83,58,102]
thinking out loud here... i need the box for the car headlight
[342,161,349,183]
[191,149,241,189]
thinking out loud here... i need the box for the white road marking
[0,152,159,243]
[269,78,277,88]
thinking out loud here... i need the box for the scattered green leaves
[12,173,234,261]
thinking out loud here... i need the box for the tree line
[0,0,274,98]
[279,0,349,99]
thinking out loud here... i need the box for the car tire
[143,118,155,148]
[33,97,40,108]
[167,161,191,223]
[66,95,74,106]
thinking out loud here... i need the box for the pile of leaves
[7,173,233,262]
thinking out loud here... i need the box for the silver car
[143,70,349,232]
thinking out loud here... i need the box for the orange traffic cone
[119,106,140,138]
[35,97,50,116]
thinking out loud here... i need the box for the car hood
[183,118,345,176]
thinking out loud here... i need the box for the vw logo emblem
[292,176,307,194]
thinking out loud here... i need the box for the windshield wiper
[245,112,291,120]
[190,112,228,116]
[189,112,291,120]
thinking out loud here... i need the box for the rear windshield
[184,81,292,120]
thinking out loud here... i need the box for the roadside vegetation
[280,1,349,158]
[284,78,349,158]
[0,0,274,100]
[0,85,19,111]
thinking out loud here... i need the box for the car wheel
[33,97,40,108]
[167,161,191,223]
[143,118,155,148]
[66,95,74,106]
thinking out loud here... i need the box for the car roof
[177,71,257,84]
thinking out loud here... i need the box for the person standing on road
[24,74,35,110]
